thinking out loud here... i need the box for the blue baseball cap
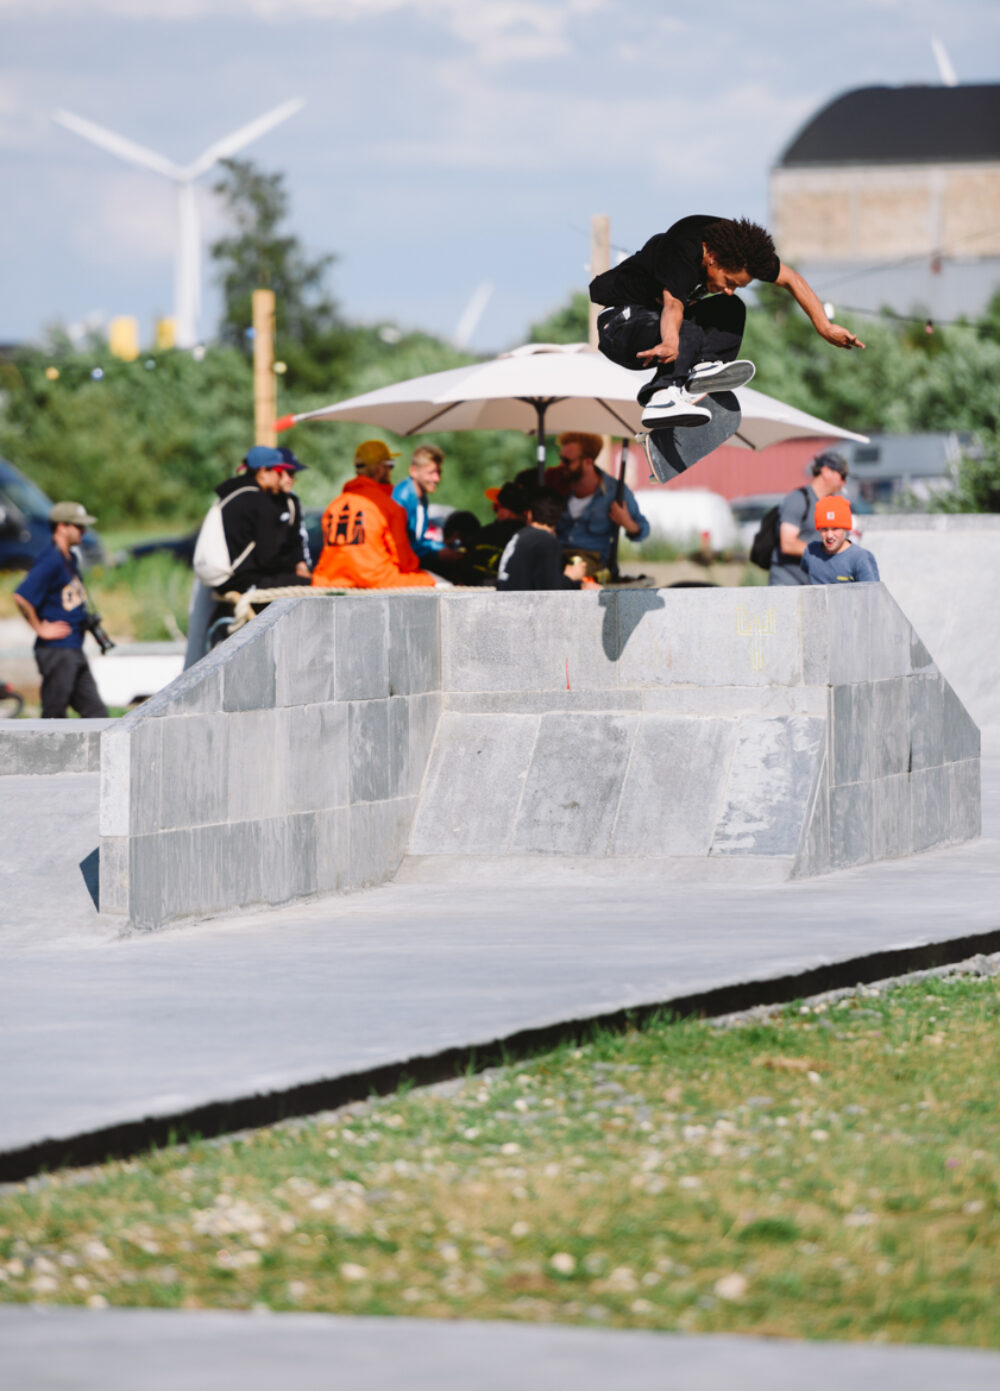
[243,445,284,471]
[278,446,307,472]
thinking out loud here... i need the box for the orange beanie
[814,495,852,529]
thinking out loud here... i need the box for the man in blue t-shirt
[14,501,108,718]
[801,495,880,584]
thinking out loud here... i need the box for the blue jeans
[597,295,746,405]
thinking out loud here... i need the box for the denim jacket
[555,468,650,561]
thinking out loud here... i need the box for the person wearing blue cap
[273,446,312,579]
[215,445,312,593]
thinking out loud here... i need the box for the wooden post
[589,214,613,473]
[252,288,277,447]
[588,214,610,348]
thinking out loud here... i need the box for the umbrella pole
[607,437,629,582]
[535,402,548,486]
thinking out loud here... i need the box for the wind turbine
[53,99,304,349]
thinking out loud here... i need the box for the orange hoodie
[311,476,436,589]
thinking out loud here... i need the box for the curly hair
[702,218,780,282]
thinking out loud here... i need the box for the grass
[1,975,998,1344]
[1,551,192,644]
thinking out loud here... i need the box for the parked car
[0,457,105,571]
[635,488,739,554]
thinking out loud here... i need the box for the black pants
[597,296,746,405]
[35,646,108,719]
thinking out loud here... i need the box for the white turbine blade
[185,98,305,180]
[931,36,958,86]
[53,108,184,180]
[453,282,494,349]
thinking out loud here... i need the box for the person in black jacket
[272,446,312,579]
[496,489,587,591]
[220,446,313,593]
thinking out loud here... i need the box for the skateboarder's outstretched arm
[635,291,685,365]
[775,263,866,350]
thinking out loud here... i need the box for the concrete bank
[862,514,1000,749]
[3,1309,999,1391]
[99,584,980,929]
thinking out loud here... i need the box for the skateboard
[639,390,741,484]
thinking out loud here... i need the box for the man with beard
[546,431,649,566]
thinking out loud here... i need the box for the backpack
[749,487,809,570]
[193,486,258,588]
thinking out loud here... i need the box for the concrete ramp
[405,584,978,882]
[861,515,1000,751]
[96,585,980,929]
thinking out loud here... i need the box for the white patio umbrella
[281,342,868,480]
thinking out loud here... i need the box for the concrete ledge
[0,719,113,776]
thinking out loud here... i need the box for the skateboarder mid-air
[590,215,865,432]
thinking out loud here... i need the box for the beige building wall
[771,163,1000,261]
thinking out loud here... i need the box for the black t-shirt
[496,526,580,592]
[590,213,780,309]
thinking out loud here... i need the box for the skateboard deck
[640,390,741,484]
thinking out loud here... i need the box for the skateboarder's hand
[823,324,866,350]
[636,340,678,364]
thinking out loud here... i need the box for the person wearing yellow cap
[801,495,880,584]
[311,440,436,589]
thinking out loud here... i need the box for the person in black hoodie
[272,446,312,579]
[219,445,313,593]
[496,489,587,591]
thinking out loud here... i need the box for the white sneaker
[685,359,756,393]
[640,386,712,429]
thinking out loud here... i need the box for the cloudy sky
[2,0,998,353]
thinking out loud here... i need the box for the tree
[529,292,590,344]
[210,159,351,392]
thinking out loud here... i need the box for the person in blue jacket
[801,495,880,584]
[548,431,650,564]
[392,443,463,579]
[13,500,108,718]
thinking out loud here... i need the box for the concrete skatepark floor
[3,1310,1000,1391]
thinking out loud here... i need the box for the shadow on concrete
[79,848,99,911]
[599,589,665,661]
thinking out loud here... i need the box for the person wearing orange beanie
[800,495,880,584]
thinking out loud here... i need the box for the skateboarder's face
[702,248,753,296]
[819,526,849,555]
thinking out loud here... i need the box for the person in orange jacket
[311,440,437,589]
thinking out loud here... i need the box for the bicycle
[0,680,24,718]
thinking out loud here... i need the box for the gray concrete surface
[2,1308,999,1391]
[0,720,110,776]
[862,515,1000,750]
[99,583,980,928]
[0,774,108,949]
[2,758,998,1165]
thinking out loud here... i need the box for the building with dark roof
[770,84,1000,319]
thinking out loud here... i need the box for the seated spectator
[464,482,528,585]
[392,444,464,578]
[311,440,436,589]
[218,445,313,594]
[272,446,312,579]
[496,489,587,591]
[547,431,650,564]
[801,496,880,584]
[442,510,482,552]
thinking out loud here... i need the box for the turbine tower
[53,100,304,349]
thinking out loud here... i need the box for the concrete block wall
[99,593,441,929]
[100,582,981,927]
[405,585,979,882]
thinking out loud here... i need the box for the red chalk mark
[565,658,571,691]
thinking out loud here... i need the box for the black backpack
[750,487,809,570]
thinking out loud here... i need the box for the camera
[83,610,116,655]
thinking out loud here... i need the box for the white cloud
[0,0,606,63]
